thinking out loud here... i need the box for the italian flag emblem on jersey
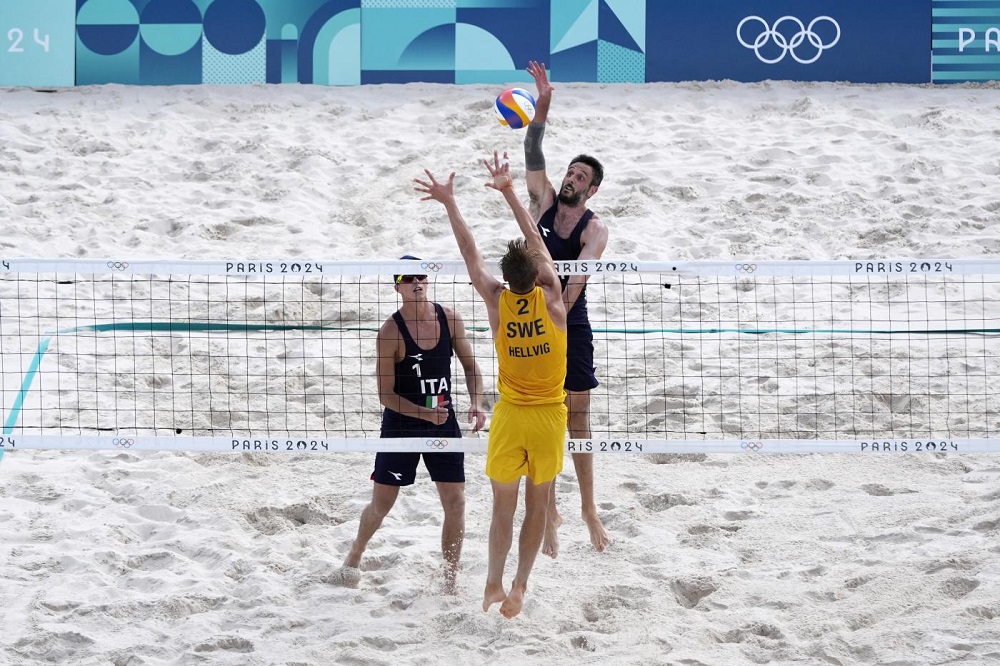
[426,394,444,408]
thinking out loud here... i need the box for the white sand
[2,81,1000,665]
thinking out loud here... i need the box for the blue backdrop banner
[647,1,932,83]
[932,0,1000,82]
[1,0,75,86]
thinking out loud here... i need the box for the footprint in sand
[569,634,598,652]
[360,552,402,571]
[670,576,718,609]
[860,483,895,496]
[965,605,999,619]
[580,585,652,623]
[973,517,1000,533]
[601,510,641,538]
[860,483,914,497]
[722,509,758,521]
[646,453,708,465]
[962,467,1000,484]
[804,478,834,491]
[845,575,871,590]
[921,556,975,574]
[244,501,344,535]
[941,577,980,600]
[327,550,406,588]
[192,636,254,654]
[637,492,695,512]
[713,622,785,643]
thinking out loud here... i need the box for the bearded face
[558,162,595,206]
[557,182,584,206]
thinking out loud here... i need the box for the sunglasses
[395,274,428,284]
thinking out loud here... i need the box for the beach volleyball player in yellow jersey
[415,151,567,619]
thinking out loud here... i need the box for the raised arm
[524,60,556,220]
[483,152,563,321]
[414,170,504,335]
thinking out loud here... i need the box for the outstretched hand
[526,60,553,98]
[414,169,456,205]
[483,151,513,192]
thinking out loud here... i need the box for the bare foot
[442,563,459,596]
[583,508,612,552]
[482,582,507,613]
[342,546,362,570]
[541,511,563,559]
[500,583,526,619]
[328,566,361,588]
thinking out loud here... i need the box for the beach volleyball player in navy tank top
[336,256,486,593]
[524,59,613,556]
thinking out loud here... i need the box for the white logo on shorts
[389,471,403,480]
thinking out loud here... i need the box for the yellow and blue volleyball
[494,88,536,129]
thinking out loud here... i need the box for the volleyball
[494,88,536,129]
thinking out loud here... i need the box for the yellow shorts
[486,399,567,484]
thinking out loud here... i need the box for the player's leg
[434,481,465,592]
[483,478,520,612]
[343,452,415,569]
[567,389,612,552]
[541,475,563,558]
[503,405,564,618]
[427,451,467,593]
[343,481,401,569]
[501,477,553,619]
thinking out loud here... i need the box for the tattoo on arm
[524,121,546,171]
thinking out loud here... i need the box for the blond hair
[500,238,540,294]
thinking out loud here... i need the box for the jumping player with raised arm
[524,59,611,555]
[415,152,567,619]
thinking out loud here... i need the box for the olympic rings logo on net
[112,438,135,448]
[106,261,129,271]
[737,16,841,65]
[735,263,758,273]
[420,262,443,273]
[741,441,764,452]
[426,439,450,450]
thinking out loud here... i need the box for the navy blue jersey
[381,303,456,434]
[537,203,594,326]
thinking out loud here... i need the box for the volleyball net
[2,257,999,457]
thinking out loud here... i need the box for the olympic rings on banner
[737,16,841,65]
[112,438,135,448]
[420,262,443,272]
[741,441,764,452]
[107,261,129,271]
[426,439,450,450]
[735,263,758,273]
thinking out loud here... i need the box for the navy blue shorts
[372,409,464,486]
[566,325,599,392]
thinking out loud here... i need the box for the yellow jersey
[495,287,567,405]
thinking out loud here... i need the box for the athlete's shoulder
[582,212,609,243]
[378,313,402,339]
[438,302,463,329]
